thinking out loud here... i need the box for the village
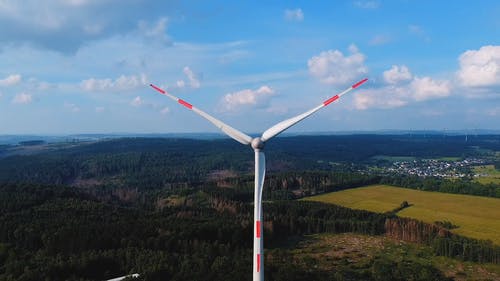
[382,158,486,178]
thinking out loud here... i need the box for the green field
[305,185,500,244]
[473,165,500,184]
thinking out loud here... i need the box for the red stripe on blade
[150,84,165,94]
[256,221,261,238]
[257,254,261,272]
[178,99,193,109]
[352,78,368,89]
[323,95,339,106]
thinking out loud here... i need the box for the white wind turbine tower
[150,78,368,281]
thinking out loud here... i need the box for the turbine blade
[150,84,253,145]
[261,78,368,142]
[253,150,265,279]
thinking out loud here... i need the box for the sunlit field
[305,185,500,244]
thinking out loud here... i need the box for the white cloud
[353,87,408,110]
[64,102,80,112]
[130,96,143,107]
[81,74,147,92]
[410,76,451,101]
[354,1,380,9]
[0,74,22,87]
[160,106,170,115]
[12,92,32,104]
[284,8,304,22]
[354,65,450,110]
[457,45,500,87]
[222,85,275,111]
[308,45,367,85]
[95,106,105,113]
[81,78,112,91]
[0,1,177,53]
[183,66,200,88]
[176,80,185,88]
[383,65,412,84]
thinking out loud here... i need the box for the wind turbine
[150,78,368,281]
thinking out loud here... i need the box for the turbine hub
[251,137,265,150]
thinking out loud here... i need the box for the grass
[473,164,500,184]
[305,185,500,244]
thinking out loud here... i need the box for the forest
[0,135,499,280]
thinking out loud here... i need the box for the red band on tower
[256,221,261,238]
[257,254,261,272]
[178,99,193,109]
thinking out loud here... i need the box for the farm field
[473,165,500,184]
[305,185,500,244]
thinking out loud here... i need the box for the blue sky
[0,0,499,135]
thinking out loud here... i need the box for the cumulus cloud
[308,45,367,85]
[457,45,500,87]
[353,65,450,110]
[410,77,451,101]
[354,86,408,110]
[81,74,147,92]
[284,8,304,22]
[130,96,143,107]
[222,86,275,111]
[0,74,22,87]
[383,65,412,84]
[183,67,201,88]
[12,92,32,104]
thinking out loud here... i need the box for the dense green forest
[0,135,500,191]
[0,183,498,280]
[0,135,499,280]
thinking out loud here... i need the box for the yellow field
[305,185,500,244]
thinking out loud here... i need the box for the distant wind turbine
[150,78,368,281]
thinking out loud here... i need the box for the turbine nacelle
[251,137,265,150]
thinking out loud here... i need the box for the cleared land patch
[282,233,500,281]
[305,185,500,244]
